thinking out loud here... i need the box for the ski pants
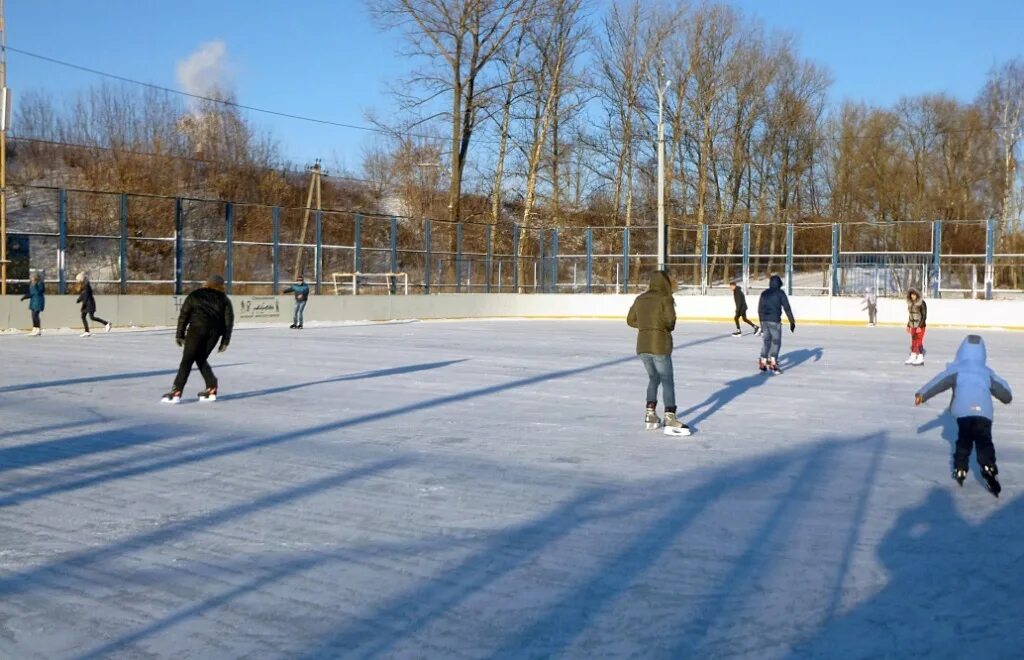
[909,326,926,354]
[955,416,996,471]
[639,353,676,412]
[734,309,756,330]
[293,300,306,326]
[760,321,783,360]
[81,310,108,332]
[30,310,41,329]
[173,330,221,391]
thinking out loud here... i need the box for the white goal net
[331,272,409,296]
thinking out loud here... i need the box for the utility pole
[294,159,323,278]
[656,73,671,272]
[0,0,8,295]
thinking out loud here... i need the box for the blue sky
[8,0,1024,169]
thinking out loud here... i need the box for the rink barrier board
[2,294,1023,331]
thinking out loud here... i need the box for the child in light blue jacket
[916,334,1012,496]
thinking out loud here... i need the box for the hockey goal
[331,272,409,296]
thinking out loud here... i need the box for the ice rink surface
[1,319,1022,659]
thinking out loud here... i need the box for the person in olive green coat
[627,271,690,436]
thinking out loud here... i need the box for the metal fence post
[550,229,559,293]
[224,201,234,294]
[174,197,184,295]
[700,224,709,295]
[58,189,68,294]
[622,227,630,294]
[353,213,363,275]
[314,210,323,295]
[424,219,432,294]
[272,207,280,294]
[389,216,398,273]
[456,222,463,293]
[742,223,751,292]
[537,228,545,292]
[932,220,942,298]
[985,218,995,300]
[512,223,520,292]
[485,224,493,293]
[119,193,128,294]
[831,223,840,296]
[785,223,795,296]
[586,227,593,293]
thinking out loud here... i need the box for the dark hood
[648,271,672,295]
[769,274,783,289]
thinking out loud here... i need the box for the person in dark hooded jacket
[729,281,759,336]
[757,274,795,373]
[627,271,690,436]
[162,275,234,403]
[75,272,111,337]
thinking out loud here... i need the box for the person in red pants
[905,288,927,366]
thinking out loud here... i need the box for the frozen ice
[1,320,1022,658]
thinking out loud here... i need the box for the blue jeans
[293,300,306,326]
[639,353,676,410]
[760,321,782,359]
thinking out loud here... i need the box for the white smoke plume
[176,41,233,100]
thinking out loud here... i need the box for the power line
[5,45,451,143]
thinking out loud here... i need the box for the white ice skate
[80,331,91,338]
[644,408,661,430]
[104,322,112,333]
[912,353,925,366]
[663,412,691,437]
[30,328,41,336]
[904,353,917,365]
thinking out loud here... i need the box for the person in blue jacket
[757,274,795,373]
[916,334,1012,496]
[20,272,45,336]
[283,275,310,329]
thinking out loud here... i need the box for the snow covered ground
[1,319,1022,659]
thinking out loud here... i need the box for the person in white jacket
[915,334,1012,495]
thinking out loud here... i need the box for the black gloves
[790,322,796,333]
[176,337,184,347]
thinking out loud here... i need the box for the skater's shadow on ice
[0,364,248,394]
[217,359,468,401]
[788,489,1024,658]
[681,347,824,430]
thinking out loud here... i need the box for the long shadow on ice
[0,353,641,508]
[787,489,1024,659]
[0,424,181,475]
[0,364,247,394]
[680,347,823,429]
[217,359,467,402]
[292,432,884,659]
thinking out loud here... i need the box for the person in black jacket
[729,281,760,337]
[162,275,235,403]
[757,274,796,373]
[75,272,111,337]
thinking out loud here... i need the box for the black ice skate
[953,468,967,486]
[161,389,182,404]
[769,358,782,374]
[198,386,218,403]
[981,465,1001,497]
[759,358,768,373]
[731,330,742,337]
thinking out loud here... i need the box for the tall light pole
[656,76,671,272]
[0,0,7,295]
